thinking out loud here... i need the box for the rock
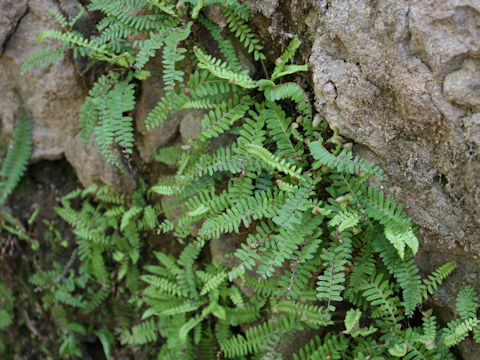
[0,0,134,191]
[0,0,28,55]
[64,134,136,193]
[444,59,480,112]
[179,109,207,143]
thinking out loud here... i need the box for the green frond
[372,232,423,316]
[122,319,157,344]
[309,140,385,179]
[21,45,67,74]
[329,209,361,232]
[222,5,265,61]
[194,46,257,88]
[263,82,311,116]
[145,92,189,128]
[274,300,332,327]
[293,334,349,360]
[220,315,298,358]
[316,239,352,311]
[199,190,285,238]
[271,38,308,81]
[360,273,401,327]
[162,23,192,91]
[245,144,304,180]
[199,17,242,72]
[443,318,479,347]
[421,261,457,301]
[198,95,252,140]
[263,101,304,163]
[456,286,478,320]
[0,111,32,203]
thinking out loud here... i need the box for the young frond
[271,38,308,81]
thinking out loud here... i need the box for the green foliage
[0,111,32,204]
[13,1,471,358]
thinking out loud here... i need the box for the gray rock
[444,59,480,112]
[0,0,28,55]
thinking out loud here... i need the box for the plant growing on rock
[6,0,476,358]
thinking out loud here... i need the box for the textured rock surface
[252,0,480,357]
[0,0,134,190]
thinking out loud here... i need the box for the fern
[222,5,266,61]
[0,111,32,204]
[162,23,192,91]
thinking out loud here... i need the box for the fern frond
[372,232,423,316]
[329,209,361,232]
[360,273,401,327]
[263,101,304,163]
[145,92,189,128]
[443,318,479,347]
[309,140,385,179]
[316,240,352,311]
[193,46,257,88]
[293,334,348,360]
[198,95,252,140]
[0,112,32,203]
[456,286,478,320]
[220,315,298,357]
[245,144,304,180]
[271,38,308,81]
[199,17,242,72]
[162,23,192,91]
[264,82,311,116]
[199,190,285,238]
[222,5,265,61]
[21,45,68,74]
[421,261,457,301]
[274,300,332,327]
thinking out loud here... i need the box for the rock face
[0,0,134,190]
[252,0,480,357]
